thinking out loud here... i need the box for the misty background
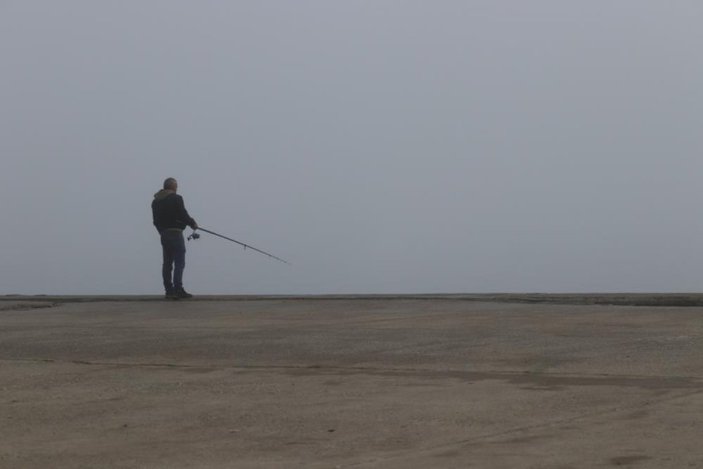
[2,1,703,295]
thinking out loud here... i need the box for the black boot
[175,287,193,299]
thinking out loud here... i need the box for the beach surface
[1,295,702,468]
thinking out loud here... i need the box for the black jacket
[152,189,196,233]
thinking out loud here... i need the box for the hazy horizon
[3,1,703,295]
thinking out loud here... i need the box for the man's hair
[163,178,177,190]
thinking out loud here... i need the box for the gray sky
[2,1,703,295]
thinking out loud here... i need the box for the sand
[1,295,702,468]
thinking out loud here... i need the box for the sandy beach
[1,295,702,468]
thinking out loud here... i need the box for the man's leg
[172,232,187,290]
[170,233,193,298]
[161,233,176,295]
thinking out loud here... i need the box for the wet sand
[1,295,702,468]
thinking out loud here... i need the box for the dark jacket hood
[153,189,176,200]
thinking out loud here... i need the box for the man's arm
[151,200,162,232]
[177,195,197,230]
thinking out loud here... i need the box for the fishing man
[151,177,198,299]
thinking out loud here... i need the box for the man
[151,177,198,299]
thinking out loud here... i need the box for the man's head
[163,178,178,192]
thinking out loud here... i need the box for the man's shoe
[165,289,179,300]
[175,288,193,299]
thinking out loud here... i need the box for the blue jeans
[160,230,186,291]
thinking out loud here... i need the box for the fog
[2,1,703,295]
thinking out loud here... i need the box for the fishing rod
[187,226,291,265]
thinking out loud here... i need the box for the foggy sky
[2,1,703,295]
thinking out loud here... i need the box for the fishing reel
[187,231,200,241]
